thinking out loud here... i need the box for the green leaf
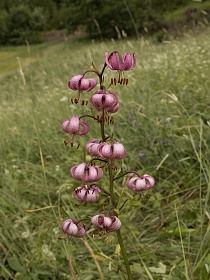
[7,258,23,272]
[148,262,166,274]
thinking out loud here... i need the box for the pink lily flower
[70,162,103,182]
[62,219,87,238]
[74,184,101,202]
[105,51,136,84]
[68,75,97,103]
[126,174,155,192]
[91,214,121,232]
[98,142,126,160]
[90,90,119,113]
[105,51,136,71]
[62,116,90,136]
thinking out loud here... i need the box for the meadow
[0,29,210,280]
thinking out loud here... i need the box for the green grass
[0,29,210,280]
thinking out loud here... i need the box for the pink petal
[78,121,90,136]
[68,75,83,90]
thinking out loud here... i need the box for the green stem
[108,166,132,279]
[116,229,133,280]
[100,108,106,141]
[108,166,116,207]
[98,61,132,279]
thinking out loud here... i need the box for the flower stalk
[60,50,155,280]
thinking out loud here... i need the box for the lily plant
[60,51,155,280]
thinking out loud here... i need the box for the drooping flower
[90,90,119,113]
[70,162,103,182]
[62,219,87,238]
[62,116,90,136]
[105,51,136,84]
[68,75,97,103]
[126,174,155,192]
[98,142,126,160]
[105,51,136,71]
[74,184,101,202]
[91,214,121,232]
[86,138,101,157]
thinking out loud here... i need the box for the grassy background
[0,29,210,280]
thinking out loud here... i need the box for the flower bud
[86,138,101,157]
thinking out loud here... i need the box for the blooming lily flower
[74,184,101,202]
[91,214,121,232]
[98,142,126,160]
[90,90,119,113]
[70,162,103,182]
[126,174,155,191]
[62,116,90,136]
[105,51,136,71]
[68,74,97,103]
[62,219,87,238]
[105,51,136,84]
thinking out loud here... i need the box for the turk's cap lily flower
[91,214,121,232]
[62,219,87,238]
[90,90,119,112]
[68,75,97,103]
[105,51,136,71]
[70,162,103,182]
[62,116,90,136]
[126,174,155,191]
[68,75,97,92]
[86,138,101,157]
[74,184,101,202]
[98,142,126,160]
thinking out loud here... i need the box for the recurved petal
[112,142,126,159]
[86,78,97,92]
[91,214,105,229]
[78,121,90,136]
[122,53,133,70]
[143,174,155,189]
[68,75,83,90]
[108,216,121,232]
[75,225,87,237]
[69,116,80,134]
[103,217,112,228]
[70,163,86,181]
[105,51,120,70]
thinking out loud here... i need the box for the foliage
[1,0,210,45]
[0,5,47,45]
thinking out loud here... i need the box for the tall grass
[0,30,210,279]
